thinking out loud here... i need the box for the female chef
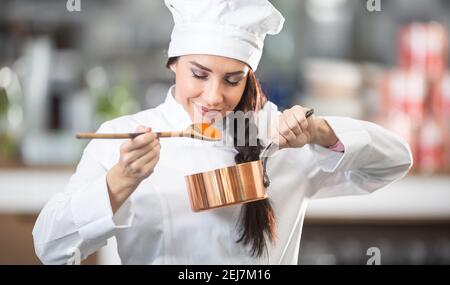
[33,0,412,264]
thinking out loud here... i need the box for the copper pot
[185,160,268,212]
[185,109,314,212]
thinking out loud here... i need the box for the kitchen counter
[0,168,74,214]
[306,175,450,222]
[1,169,449,219]
[1,168,449,264]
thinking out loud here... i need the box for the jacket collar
[161,85,193,129]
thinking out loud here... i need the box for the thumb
[136,125,151,133]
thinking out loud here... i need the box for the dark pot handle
[262,145,273,187]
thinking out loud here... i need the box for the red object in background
[399,22,448,82]
[431,73,450,170]
[382,69,426,123]
[431,73,450,123]
[380,22,450,173]
[418,115,445,174]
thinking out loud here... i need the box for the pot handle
[261,144,273,187]
[261,108,314,188]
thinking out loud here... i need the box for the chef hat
[165,0,285,71]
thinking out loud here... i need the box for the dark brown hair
[166,57,277,257]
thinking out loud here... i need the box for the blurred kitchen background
[0,0,449,264]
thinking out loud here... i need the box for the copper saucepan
[185,109,314,212]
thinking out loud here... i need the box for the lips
[200,105,219,115]
[194,103,221,116]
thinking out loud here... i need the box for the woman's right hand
[117,126,161,182]
[106,126,161,212]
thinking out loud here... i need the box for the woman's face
[169,54,249,124]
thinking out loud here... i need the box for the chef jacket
[33,86,412,264]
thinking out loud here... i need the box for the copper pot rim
[187,159,262,176]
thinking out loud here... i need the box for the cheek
[175,72,203,101]
[225,86,246,110]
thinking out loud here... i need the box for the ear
[169,62,177,73]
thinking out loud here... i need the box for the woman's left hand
[273,105,339,149]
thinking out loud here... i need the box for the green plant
[90,66,137,126]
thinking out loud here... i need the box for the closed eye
[191,68,244,86]
[225,78,241,86]
[225,76,244,86]
[191,69,208,80]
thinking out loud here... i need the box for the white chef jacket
[32,86,412,265]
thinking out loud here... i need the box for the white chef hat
[165,0,285,71]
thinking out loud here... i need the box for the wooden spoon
[76,123,222,141]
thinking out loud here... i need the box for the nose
[203,80,224,107]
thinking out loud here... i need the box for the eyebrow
[189,61,212,72]
[189,61,246,76]
[225,70,246,76]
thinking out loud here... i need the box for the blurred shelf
[0,169,449,220]
[0,162,76,171]
[0,168,74,214]
[306,176,450,221]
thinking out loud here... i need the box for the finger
[283,109,303,136]
[131,150,158,173]
[291,106,309,131]
[126,132,157,152]
[122,139,159,165]
[129,143,161,172]
[121,142,152,165]
[120,126,152,153]
[275,117,295,148]
[278,115,297,142]
[141,154,161,176]
[136,125,151,133]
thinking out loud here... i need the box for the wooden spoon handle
[156,131,184,138]
[76,131,186,139]
[76,132,145,139]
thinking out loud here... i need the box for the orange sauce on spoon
[197,123,222,140]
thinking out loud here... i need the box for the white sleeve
[32,122,134,264]
[306,116,413,199]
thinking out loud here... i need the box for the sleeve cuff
[328,140,345,152]
[71,174,134,241]
[309,116,372,173]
